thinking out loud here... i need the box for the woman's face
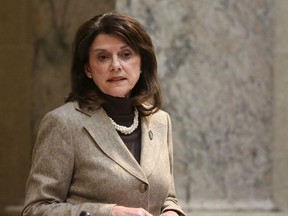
[85,33,141,98]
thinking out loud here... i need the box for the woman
[22,12,186,216]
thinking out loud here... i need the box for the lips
[107,76,126,82]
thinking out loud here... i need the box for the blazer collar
[73,102,164,183]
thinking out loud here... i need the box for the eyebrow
[92,45,130,53]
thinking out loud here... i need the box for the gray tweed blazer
[22,102,185,216]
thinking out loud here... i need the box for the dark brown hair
[66,12,162,116]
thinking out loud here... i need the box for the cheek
[90,65,109,79]
[93,74,107,87]
[127,56,141,69]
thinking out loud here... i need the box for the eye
[121,50,132,59]
[97,54,109,61]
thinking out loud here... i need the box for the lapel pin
[148,130,153,140]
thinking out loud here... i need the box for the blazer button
[139,183,148,193]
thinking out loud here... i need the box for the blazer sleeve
[161,113,186,216]
[21,112,115,216]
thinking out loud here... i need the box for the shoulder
[49,102,75,114]
[152,109,170,118]
[44,102,76,120]
[145,109,172,126]
[40,102,89,127]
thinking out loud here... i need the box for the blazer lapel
[81,107,148,183]
[140,115,164,178]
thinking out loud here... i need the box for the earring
[88,75,92,78]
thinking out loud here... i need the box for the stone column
[116,0,286,215]
[273,0,288,213]
[28,0,115,142]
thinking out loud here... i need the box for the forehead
[91,33,128,49]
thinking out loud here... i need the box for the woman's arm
[21,112,115,216]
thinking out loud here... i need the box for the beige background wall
[1,1,288,216]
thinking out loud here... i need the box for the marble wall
[29,0,115,141]
[116,0,275,212]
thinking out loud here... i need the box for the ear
[84,64,92,78]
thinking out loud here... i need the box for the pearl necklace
[107,108,139,135]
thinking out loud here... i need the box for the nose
[110,56,122,72]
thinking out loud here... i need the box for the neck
[102,94,133,115]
